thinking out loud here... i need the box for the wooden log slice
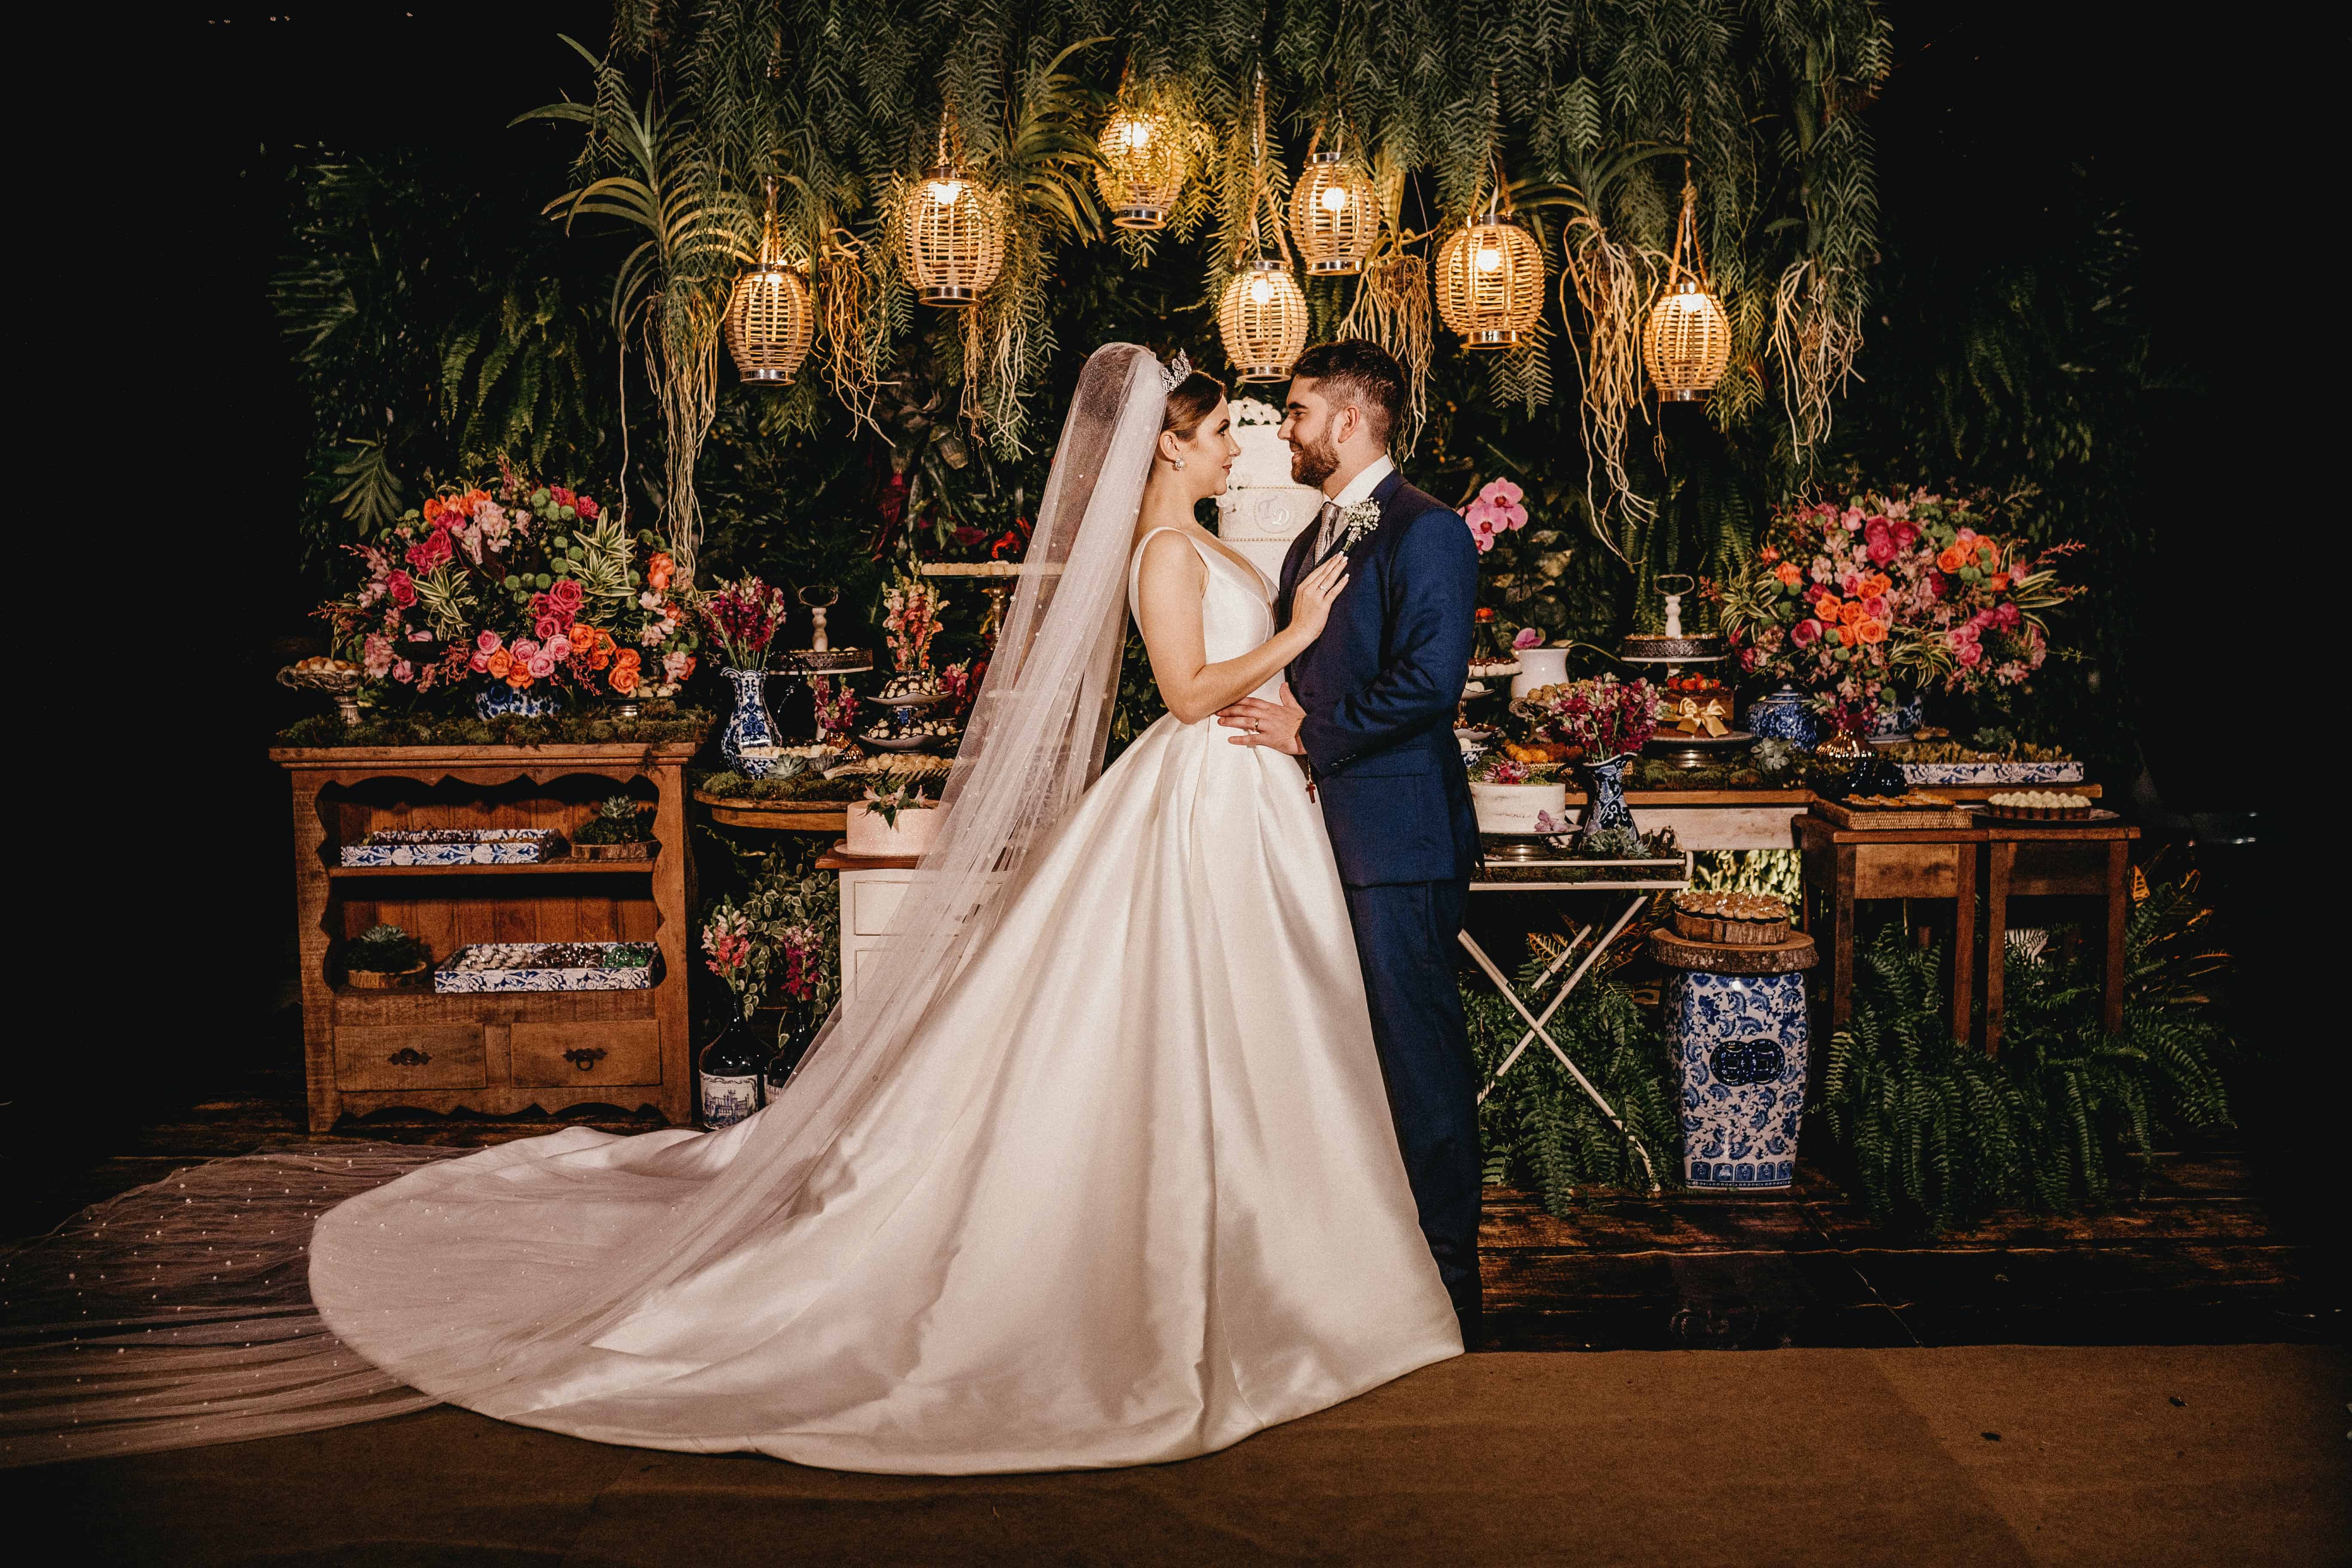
[1648,928,1819,974]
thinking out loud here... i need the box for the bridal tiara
[1160,350,1192,391]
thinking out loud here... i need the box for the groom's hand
[1217,682,1308,756]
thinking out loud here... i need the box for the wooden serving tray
[1810,797,1974,830]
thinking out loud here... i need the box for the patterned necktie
[1312,499,1343,559]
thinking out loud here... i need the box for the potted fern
[344,923,429,989]
[572,794,655,860]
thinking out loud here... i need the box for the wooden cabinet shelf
[272,740,703,1130]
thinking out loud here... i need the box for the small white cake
[845,801,943,858]
[1470,782,1569,835]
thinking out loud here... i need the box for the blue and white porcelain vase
[1667,969,1810,1189]
[720,666,781,778]
[1871,688,1924,741]
[1743,683,1819,750]
[475,683,564,721]
[1574,754,1642,858]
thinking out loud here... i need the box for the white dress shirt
[1311,454,1396,557]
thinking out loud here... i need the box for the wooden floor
[5,1010,2337,1353]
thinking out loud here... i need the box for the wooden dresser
[271,741,701,1130]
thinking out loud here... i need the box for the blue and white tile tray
[433,941,658,993]
[341,829,566,867]
[1899,760,2083,786]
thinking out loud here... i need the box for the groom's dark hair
[1289,340,1406,450]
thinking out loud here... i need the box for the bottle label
[701,1074,760,1128]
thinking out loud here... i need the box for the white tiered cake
[1212,397,1320,583]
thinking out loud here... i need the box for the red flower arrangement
[1721,489,2079,714]
[698,574,787,671]
[314,469,698,707]
[1513,677,1659,760]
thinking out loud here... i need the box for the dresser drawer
[335,1025,488,1091]
[511,1020,663,1087]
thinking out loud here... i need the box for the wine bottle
[698,1018,764,1129]
[762,1019,811,1105]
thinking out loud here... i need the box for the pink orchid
[391,660,415,684]
[362,634,394,678]
[1512,627,1545,651]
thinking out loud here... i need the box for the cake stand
[860,685,959,753]
[774,647,873,747]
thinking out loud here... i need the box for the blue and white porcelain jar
[1872,689,1924,741]
[1667,969,1810,1189]
[1573,754,1641,858]
[720,666,782,778]
[475,683,564,721]
[1743,683,1819,750]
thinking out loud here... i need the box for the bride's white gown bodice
[309,529,1459,1473]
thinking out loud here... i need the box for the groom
[1217,340,1484,1345]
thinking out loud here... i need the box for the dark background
[19,5,2285,1207]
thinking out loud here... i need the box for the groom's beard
[1289,431,1339,490]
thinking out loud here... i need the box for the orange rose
[423,496,445,524]
[507,668,534,690]
[1936,546,1966,573]
[1815,594,1843,621]
[1857,617,1888,644]
[647,552,674,591]
[1836,622,1857,646]
[1988,573,2009,592]
[609,649,642,695]
[1862,573,1891,598]
[1839,600,1867,625]
[486,649,512,678]
[1774,561,1803,587]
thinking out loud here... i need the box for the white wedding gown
[307,527,1461,1474]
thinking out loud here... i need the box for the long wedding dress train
[303,527,1461,1473]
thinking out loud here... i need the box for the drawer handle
[387,1047,432,1067]
[563,1047,608,1072]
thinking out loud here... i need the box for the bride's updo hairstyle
[1162,370,1227,437]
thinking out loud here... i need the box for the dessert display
[1501,739,1580,764]
[1671,890,1792,946]
[340,828,565,866]
[277,655,367,723]
[1832,789,1956,811]
[877,671,948,702]
[433,941,658,993]
[1654,672,1734,737]
[1983,789,2094,821]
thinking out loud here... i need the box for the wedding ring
[1252,720,1263,734]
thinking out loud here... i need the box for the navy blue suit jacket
[1276,469,1480,888]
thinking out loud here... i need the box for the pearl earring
[1171,455,1186,470]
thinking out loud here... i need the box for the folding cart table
[1459,849,1692,1194]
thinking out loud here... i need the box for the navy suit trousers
[1341,877,1482,1317]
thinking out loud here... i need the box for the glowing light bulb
[1319,186,1350,214]
[1474,244,1503,274]
[1247,276,1275,305]
[927,180,964,206]
[1120,121,1153,150]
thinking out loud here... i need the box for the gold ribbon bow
[1664,694,1731,737]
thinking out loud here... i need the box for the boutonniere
[1335,497,1383,553]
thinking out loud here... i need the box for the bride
[294,344,1462,1473]
[1,344,1458,1475]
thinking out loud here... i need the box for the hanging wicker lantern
[1218,258,1309,382]
[1096,107,1184,230]
[723,182,814,385]
[1435,211,1544,349]
[900,153,1005,308]
[1289,147,1381,275]
[1642,180,1732,400]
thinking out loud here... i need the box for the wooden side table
[272,741,702,1131]
[1981,819,2140,1053]
[1793,816,1982,1044]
